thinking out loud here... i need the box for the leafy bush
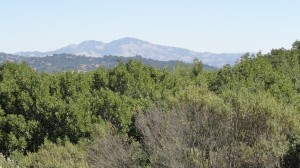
[0,154,18,168]
[19,140,88,168]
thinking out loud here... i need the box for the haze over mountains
[16,37,246,67]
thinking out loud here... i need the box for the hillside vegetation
[0,53,216,72]
[0,41,300,167]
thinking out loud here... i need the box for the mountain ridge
[15,37,246,67]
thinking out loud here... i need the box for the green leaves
[91,89,134,133]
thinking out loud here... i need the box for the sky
[1,0,300,54]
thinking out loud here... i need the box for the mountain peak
[110,37,148,45]
[118,37,144,41]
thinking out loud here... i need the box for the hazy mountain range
[16,37,247,67]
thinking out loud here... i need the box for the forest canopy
[1,42,300,167]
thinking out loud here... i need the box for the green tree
[292,40,300,50]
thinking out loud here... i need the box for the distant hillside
[16,37,245,68]
[0,53,216,72]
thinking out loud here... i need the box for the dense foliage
[0,42,300,167]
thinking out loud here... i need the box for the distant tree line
[0,53,217,72]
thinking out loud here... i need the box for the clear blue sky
[1,0,299,53]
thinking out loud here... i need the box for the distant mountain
[0,52,216,72]
[16,37,245,67]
